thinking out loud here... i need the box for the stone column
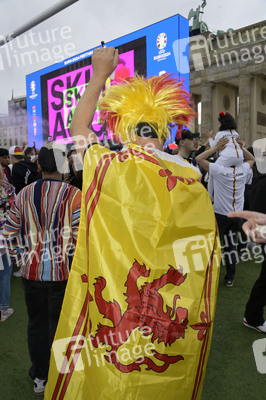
[238,75,251,146]
[191,94,201,133]
[201,83,213,135]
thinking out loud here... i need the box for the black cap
[175,129,200,144]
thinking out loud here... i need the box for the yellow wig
[98,74,196,143]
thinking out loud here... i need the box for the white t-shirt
[209,130,243,166]
[209,162,251,215]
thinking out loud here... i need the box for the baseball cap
[175,129,200,144]
[9,146,24,156]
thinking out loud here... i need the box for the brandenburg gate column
[201,83,213,134]
[191,94,201,133]
[238,75,252,145]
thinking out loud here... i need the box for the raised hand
[236,137,245,149]
[92,46,119,81]
[228,210,266,243]
[205,129,214,139]
[216,137,229,151]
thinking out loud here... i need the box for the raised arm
[205,129,217,148]
[236,137,255,167]
[195,137,228,172]
[70,47,119,154]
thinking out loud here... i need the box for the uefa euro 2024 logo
[157,33,167,50]
[30,80,36,93]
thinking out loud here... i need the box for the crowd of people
[0,46,266,398]
[0,141,82,394]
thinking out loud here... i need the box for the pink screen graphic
[46,50,135,143]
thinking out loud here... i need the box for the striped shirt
[3,179,81,281]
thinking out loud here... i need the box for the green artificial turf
[0,257,265,400]
[202,259,266,399]
[0,272,34,399]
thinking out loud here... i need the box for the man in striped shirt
[3,142,82,395]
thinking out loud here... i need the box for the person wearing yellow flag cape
[45,47,220,400]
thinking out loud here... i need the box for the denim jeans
[22,278,67,380]
[0,253,12,310]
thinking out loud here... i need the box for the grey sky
[0,0,265,113]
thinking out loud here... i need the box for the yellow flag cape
[45,143,220,400]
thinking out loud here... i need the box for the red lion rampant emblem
[89,259,188,373]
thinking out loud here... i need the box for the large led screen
[40,39,145,143]
[26,14,189,148]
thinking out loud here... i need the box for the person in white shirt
[207,112,245,200]
[196,137,255,287]
[209,112,243,166]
